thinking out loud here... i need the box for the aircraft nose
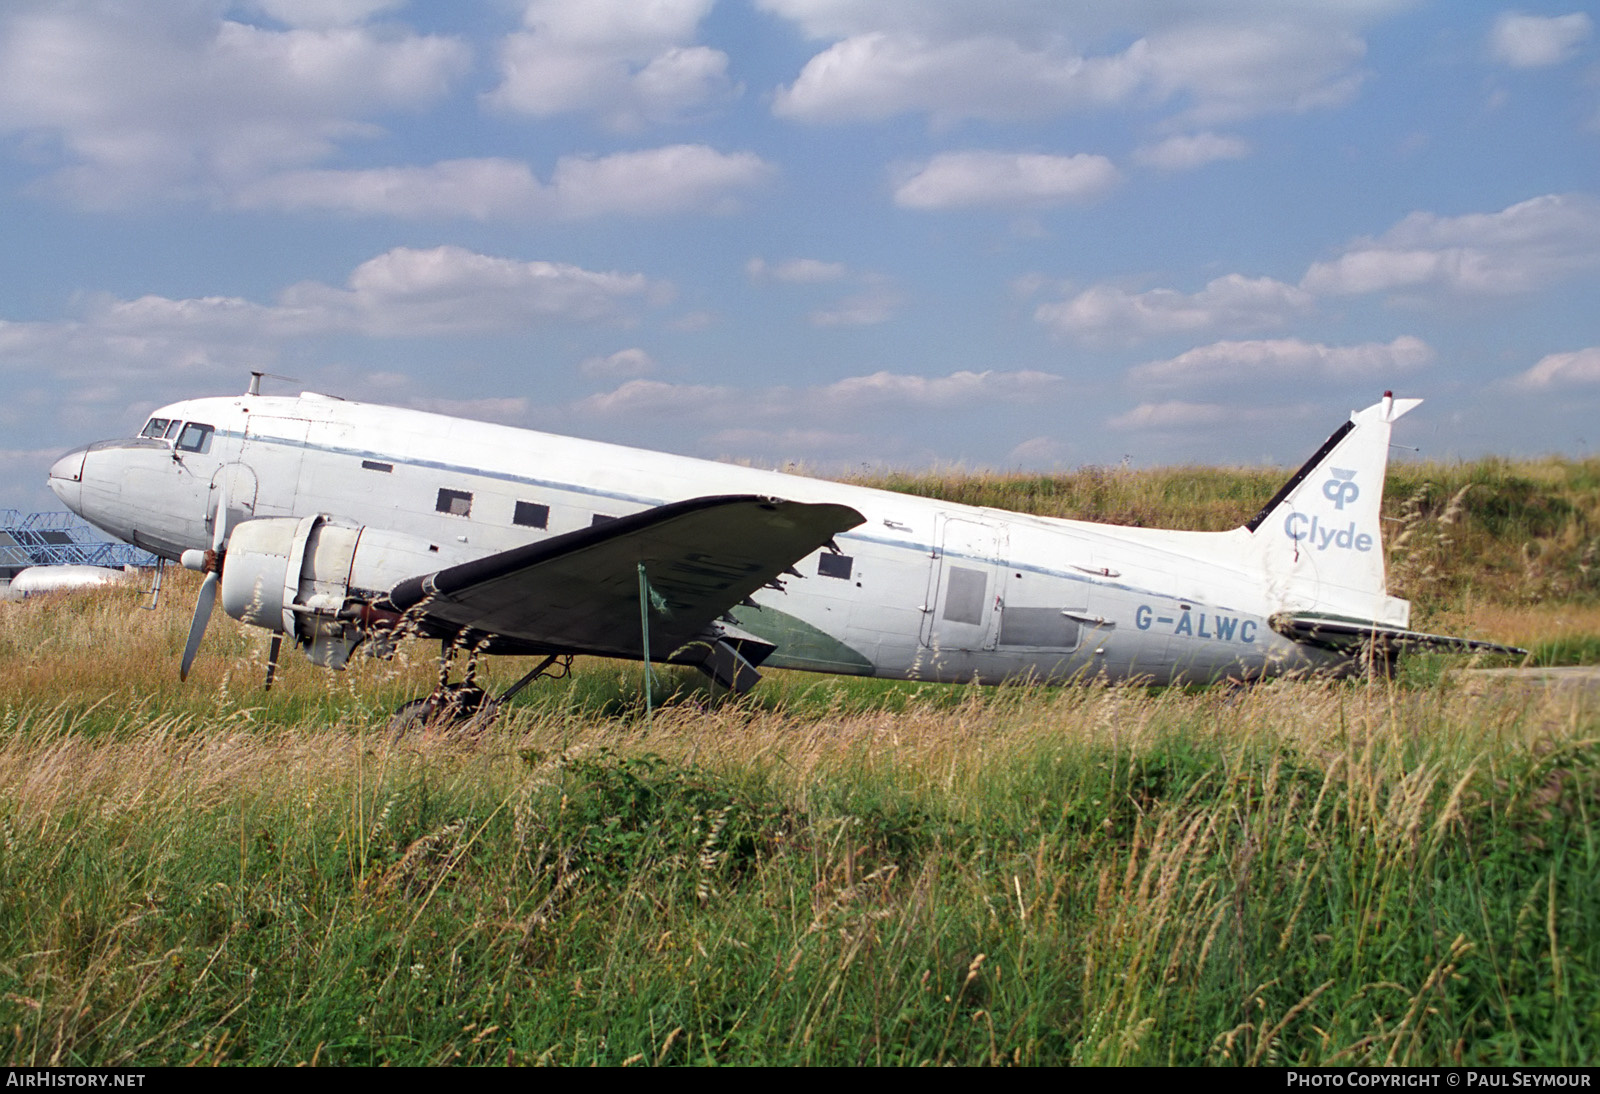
[47,446,87,515]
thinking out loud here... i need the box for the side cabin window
[817,553,853,580]
[436,488,472,517]
[513,501,549,529]
[998,609,1081,650]
[141,418,171,440]
[175,422,214,454]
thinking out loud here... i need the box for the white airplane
[45,379,1520,715]
[8,564,136,596]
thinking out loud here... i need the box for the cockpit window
[175,422,214,454]
[164,420,182,439]
[141,418,171,439]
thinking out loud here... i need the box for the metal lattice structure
[0,510,158,579]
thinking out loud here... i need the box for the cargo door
[920,515,1006,651]
[241,416,311,517]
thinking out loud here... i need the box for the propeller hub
[179,548,222,573]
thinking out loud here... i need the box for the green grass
[1527,635,1600,667]
[0,674,1596,1065]
[0,455,1597,1064]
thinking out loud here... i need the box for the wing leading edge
[383,495,866,679]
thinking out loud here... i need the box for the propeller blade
[180,571,218,682]
[212,477,231,551]
[180,476,235,683]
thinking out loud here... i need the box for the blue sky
[2,0,1598,513]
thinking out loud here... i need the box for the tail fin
[1245,393,1420,626]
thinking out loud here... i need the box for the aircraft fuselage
[49,390,1360,686]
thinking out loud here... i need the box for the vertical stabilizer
[1245,393,1420,625]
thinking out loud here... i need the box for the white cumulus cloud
[577,378,737,417]
[1107,400,1306,431]
[747,259,902,326]
[1490,11,1592,68]
[894,151,1119,210]
[234,146,774,219]
[575,368,1065,422]
[485,0,736,130]
[746,257,850,283]
[1132,132,1251,171]
[1139,22,1368,125]
[0,1,469,208]
[1301,193,1600,297]
[234,159,546,220]
[814,369,1062,407]
[1517,347,1600,387]
[580,348,658,379]
[1007,436,1068,465]
[1036,275,1313,342]
[277,246,658,334]
[549,146,776,217]
[773,33,1147,125]
[0,247,661,385]
[247,0,407,29]
[1130,336,1434,386]
[755,2,1412,42]
[808,283,904,327]
[764,4,1390,128]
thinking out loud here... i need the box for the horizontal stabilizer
[1269,612,1527,657]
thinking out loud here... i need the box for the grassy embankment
[0,457,1595,1065]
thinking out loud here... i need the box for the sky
[1,0,1598,514]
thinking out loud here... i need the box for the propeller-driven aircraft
[46,379,1521,715]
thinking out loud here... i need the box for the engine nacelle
[221,515,462,668]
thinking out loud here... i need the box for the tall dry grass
[0,455,1596,1063]
[0,657,1594,1064]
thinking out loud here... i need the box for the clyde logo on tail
[1282,470,1374,553]
[1322,469,1359,509]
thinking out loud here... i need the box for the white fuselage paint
[50,392,1355,686]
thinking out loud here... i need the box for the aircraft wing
[1268,612,1527,657]
[381,495,865,665]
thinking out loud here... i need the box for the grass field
[0,458,1596,1065]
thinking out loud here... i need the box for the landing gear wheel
[389,682,498,739]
